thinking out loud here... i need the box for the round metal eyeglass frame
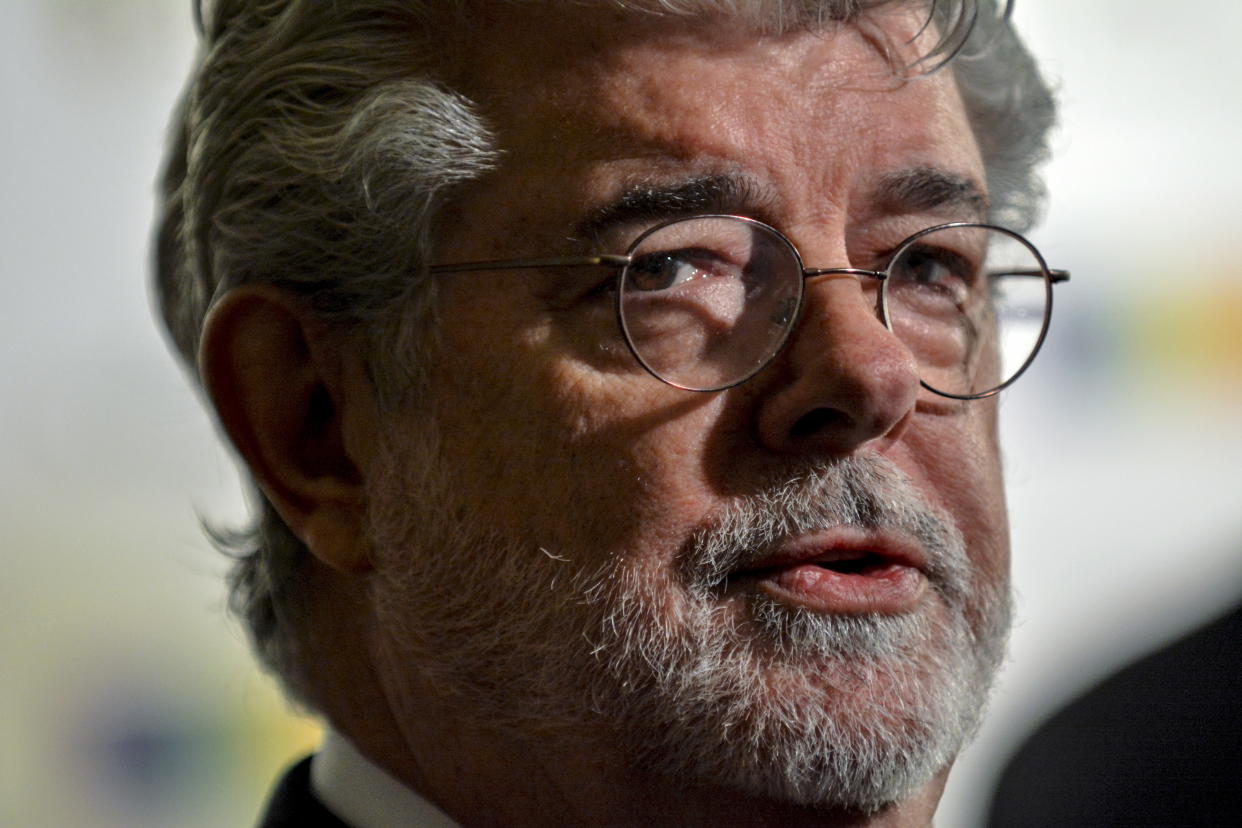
[430,215,1070,399]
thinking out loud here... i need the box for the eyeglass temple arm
[992,268,1071,283]
[429,255,631,274]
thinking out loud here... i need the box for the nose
[755,269,920,457]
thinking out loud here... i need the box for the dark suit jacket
[257,756,350,827]
[987,602,1242,827]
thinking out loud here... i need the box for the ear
[199,285,378,573]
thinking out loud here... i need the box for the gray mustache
[677,455,970,603]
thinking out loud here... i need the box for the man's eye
[891,245,976,294]
[627,249,723,292]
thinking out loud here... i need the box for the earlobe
[199,285,375,573]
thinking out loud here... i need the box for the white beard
[367,430,1010,813]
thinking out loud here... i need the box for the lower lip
[742,562,926,614]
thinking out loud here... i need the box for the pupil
[630,253,685,291]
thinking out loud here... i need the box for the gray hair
[154,0,1054,708]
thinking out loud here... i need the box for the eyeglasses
[430,216,1069,399]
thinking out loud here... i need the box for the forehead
[448,5,982,242]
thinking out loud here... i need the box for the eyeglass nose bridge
[800,267,886,282]
[760,265,888,358]
[786,262,899,352]
[794,267,891,327]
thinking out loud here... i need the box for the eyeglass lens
[617,217,1051,396]
[618,216,803,392]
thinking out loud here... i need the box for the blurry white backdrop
[3,1,1240,825]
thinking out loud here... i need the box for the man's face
[365,5,1009,813]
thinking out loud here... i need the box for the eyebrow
[872,167,988,221]
[573,174,772,242]
[572,165,987,245]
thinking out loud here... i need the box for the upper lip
[727,527,928,578]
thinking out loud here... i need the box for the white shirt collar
[310,729,462,828]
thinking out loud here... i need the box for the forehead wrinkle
[450,6,982,259]
[573,30,968,213]
[461,3,955,160]
[465,12,879,160]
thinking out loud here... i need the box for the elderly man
[156,0,1062,824]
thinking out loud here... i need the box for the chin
[586,570,1011,814]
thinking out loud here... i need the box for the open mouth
[809,552,893,575]
[724,541,926,615]
[732,550,894,580]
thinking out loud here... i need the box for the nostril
[789,407,851,441]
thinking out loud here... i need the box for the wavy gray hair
[155,0,1054,708]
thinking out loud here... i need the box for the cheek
[905,403,1009,582]
[539,365,730,553]
[429,294,726,559]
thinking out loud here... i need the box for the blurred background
[2,1,1239,825]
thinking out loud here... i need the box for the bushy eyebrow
[571,165,985,245]
[873,166,988,221]
[573,174,772,242]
